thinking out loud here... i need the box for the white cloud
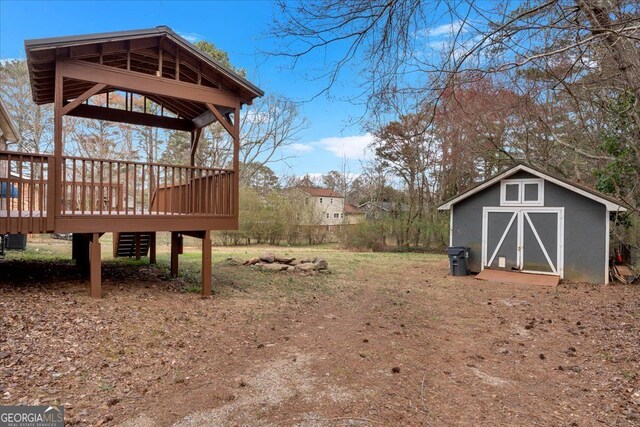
[178,32,203,44]
[430,21,466,37]
[0,58,21,65]
[311,133,375,160]
[289,143,314,153]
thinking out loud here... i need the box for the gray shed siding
[451,171,607,284]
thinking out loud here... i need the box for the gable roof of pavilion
[24,26,263,122]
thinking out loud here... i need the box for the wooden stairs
[113,232,156,260]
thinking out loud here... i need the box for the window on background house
[320,198,323,203]
[334,213,339,218]
[305,198,309,205]
[340,213,343,218]
[326,213,329,218]
[330,198,333,203]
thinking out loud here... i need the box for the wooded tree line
[269,0,640,248]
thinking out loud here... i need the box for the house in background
[344,203,365,224]
[293,187,345,226]
[286,187,345,243]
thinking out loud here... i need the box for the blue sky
[0,1,466,179]
[0,0,377,178]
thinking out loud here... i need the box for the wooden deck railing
[62,156,235,216]
[0,151,53,233]
[0,151,235,233]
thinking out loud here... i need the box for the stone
[286,266,296,272]
[295,262,316,272]
[260,252,276,263]
[259,263,289,271]
[274,256,295,264]
[226,258,242,266]
[313,258,328,270]
[244,257,261,265]
[289,259,301,266]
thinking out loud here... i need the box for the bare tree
[270,1,640,119]
[0,60,53,153]
[271,0,640,211]
[239,93,308,184]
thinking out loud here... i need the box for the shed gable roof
[437,163,627,212]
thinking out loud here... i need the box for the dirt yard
[1,238,639,426]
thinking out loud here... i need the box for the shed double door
[482,208,564,277]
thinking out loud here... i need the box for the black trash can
[447,246,469,276]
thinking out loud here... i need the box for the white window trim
[500,178,544,206]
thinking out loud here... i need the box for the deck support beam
[135,233,142,260]
[67,104,194,132]
[59,59,239,107]
[61,83,108,116]
[149,232,157,264]
[170,231,181,277]
[72,233,90,278]
[190,128,202,166]
[201,230,212,297]
[89,233,102,298]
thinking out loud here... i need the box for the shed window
[523,183,539,201]
[504,184,519,202]
[500,179,544,206]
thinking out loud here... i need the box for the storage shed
[438,164,627,284]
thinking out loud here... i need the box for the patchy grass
[1,236,639,426]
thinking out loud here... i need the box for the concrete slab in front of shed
[475,269,560,286]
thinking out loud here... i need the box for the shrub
[341,221,386,251]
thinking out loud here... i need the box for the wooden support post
[233,105,240,217]
[201,230,212,297]
[53,61,63,229]
[112,232,119,258]
[73,233,90,277]
[170,231,180,277]
[149,232,157,265]
[89,233,101,298]
[135,233,141,260]
[72,233,80,261]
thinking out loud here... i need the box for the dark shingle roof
[296,187,343,198]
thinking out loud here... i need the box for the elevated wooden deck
[0,150,237,235]
[3,26,264,298]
